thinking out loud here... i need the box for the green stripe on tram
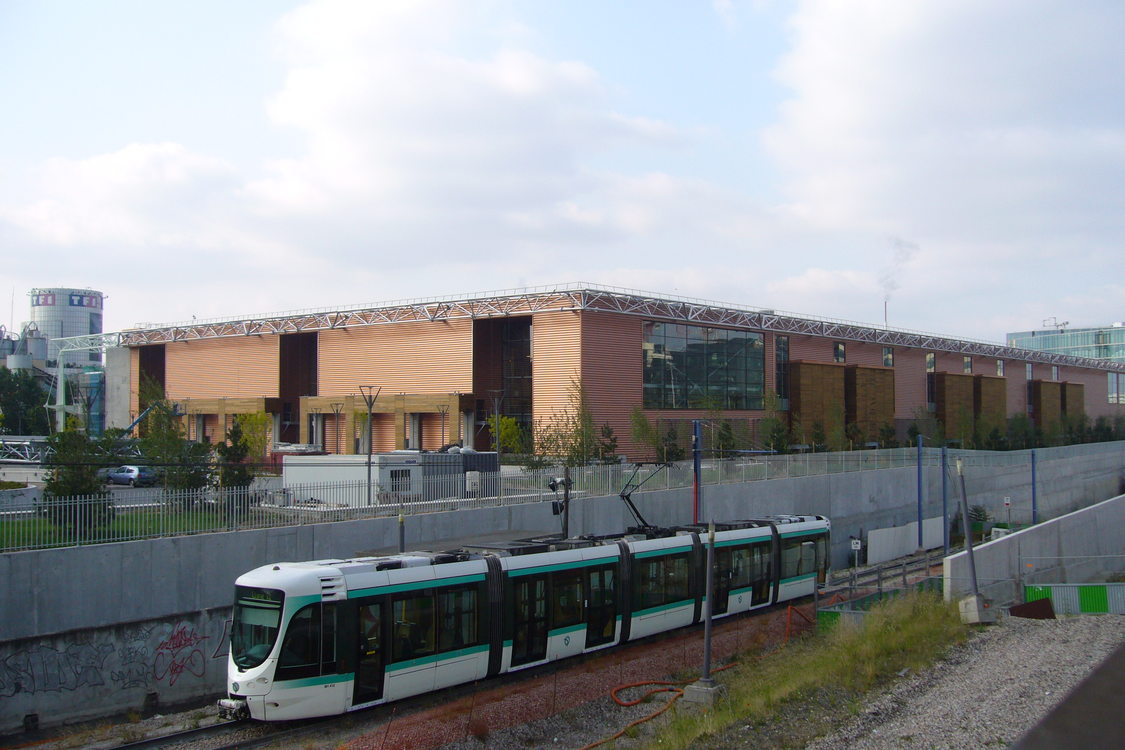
[634,547,692,559]
[275,671,355,687]
[348,573,486,598]
[780,530,824,539]
[549,623,586,637]
[632,599,693,617]
[508,557,620,577]
[385,644,490,673]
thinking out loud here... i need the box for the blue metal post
[916,435,924,548]
[941,445,949,554]
[1031,448,1038,525]
[692,419,702,524]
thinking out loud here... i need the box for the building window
[642,322,765,410]
[1026,363,1034,414]
[1026,363,1033,380]
[926,353,935,372]
[997,360,1005,377]
[1052,365,1059,381]
[1109,372,1118,404]
[963,356,972,373]
[882,347,894,367]
[775,335,790,408]
[833,342,845,363]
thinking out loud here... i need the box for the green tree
[661,423,686,462]
[877,422,899,449]
[41,429,114,532]
[0,368,50,435]
[630,406,662,461]
[757,392,791,454]
[138,400,212,491]
[597,424,620,464]
[215,421,254,488]
[487,414,529,457]
[235,412,272,469]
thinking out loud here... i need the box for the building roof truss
[65,285,1123,372]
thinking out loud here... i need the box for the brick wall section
[580,311,643,458]
[845,365,895,440]
[790,361,846,439]
[893,348,927,422]
[935,372,975,442]
[164,336,278,400]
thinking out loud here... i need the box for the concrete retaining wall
[944,494,1125,605]
[1,608,231,734]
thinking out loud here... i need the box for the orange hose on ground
[580,662,740,750]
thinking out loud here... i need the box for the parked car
[104,465,158,487]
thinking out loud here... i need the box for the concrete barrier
[944,494,1125,606]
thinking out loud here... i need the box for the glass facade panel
[963,356,972,373]
[642,322,764,410]
[1110,373,1119,404]
[883,347,894,367]
[1007,326,1125,364]
[833,342,845,363]
[997,360,1005,377]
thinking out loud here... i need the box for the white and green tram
[219,515,829,721]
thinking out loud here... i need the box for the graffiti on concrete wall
[0,640,114,697]
[1,611,235,734]
[152,622,209,687]
[110,625,155,690]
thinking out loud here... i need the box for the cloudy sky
[1,0,1122,341]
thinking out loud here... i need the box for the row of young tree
[489,384,1125,465]
[39,402,272,532]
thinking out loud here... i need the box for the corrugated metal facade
[531,311,583,423]
[318,320,473,396]
[579,311,641,450]
[165,337,279,399]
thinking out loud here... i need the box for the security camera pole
[562,465,571,538]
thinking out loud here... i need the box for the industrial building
[102,284,1125,458]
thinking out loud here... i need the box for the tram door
[712,548,733,616]
[586,565,616,647]
[353,601,385,704]
[511,575,548,666]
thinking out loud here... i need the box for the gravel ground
[435,614,1125,750]
[14,614,1122,750]
[803,614,1124,750]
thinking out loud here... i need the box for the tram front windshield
[231,586,284,670]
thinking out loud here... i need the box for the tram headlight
[232,681,240,693]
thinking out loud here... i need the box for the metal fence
[2,442,1122,553]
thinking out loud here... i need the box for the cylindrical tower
[28,288,105,363]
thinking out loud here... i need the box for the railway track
[111,716,336,750]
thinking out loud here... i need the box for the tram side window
[277,604,321,681]
[392,592,436,662]
[729,546,752,590]
[551,569,584,629]
[633,553,690,611]
[781,536,825,580]
[437,586,480,652]
[320,603,338,674]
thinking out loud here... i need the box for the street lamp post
[359,386,381,506]
[330,402,343,455]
